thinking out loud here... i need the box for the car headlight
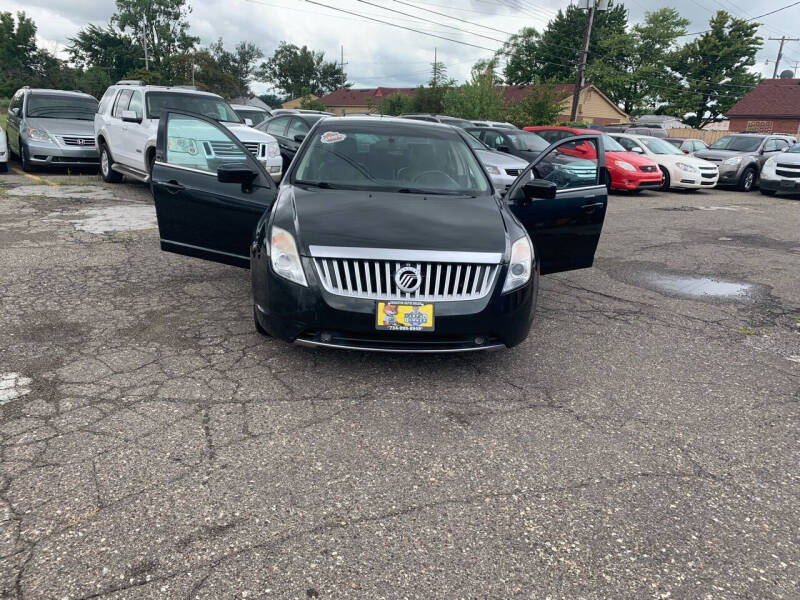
[763,156,778,169]
[676,162,698,173]
[723,155,742,166]
[26,127,53,143]
[615,160,635,172]
[266,141,280,158]
[502,236,533,293]
[484,164,501,176]
[167,136,198,155]
[270,226,307,286]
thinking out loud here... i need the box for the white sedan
[610,133,719,191]
[0,127,8,172]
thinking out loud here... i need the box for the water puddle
[640,273,765,302]
[0,373,32,405]
[69,205,157,234]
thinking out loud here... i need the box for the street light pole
[569,3,595,122]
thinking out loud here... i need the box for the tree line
[1,0,764,127]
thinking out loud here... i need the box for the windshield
[602,135,626,152]
[709,135,763,152]
[461,132,487,151]
[235,109,268,125]
[642,138,683,155]
[293,125,492,195]
[147,92,240,122]
[26,94,98,121]
[506,131,548,152]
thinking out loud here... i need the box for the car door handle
[160,180,185,194]
[582,201,604,212]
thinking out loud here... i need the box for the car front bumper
[671,167,719,189]
[25,140,99,166]
[259,157,282,182]
[759,173,800,192]
[252,255,537,352]
[612,170,662,191]
[716,163,745,185]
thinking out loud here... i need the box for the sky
[1,0,799,96]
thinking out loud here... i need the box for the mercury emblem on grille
[394,266,422,293]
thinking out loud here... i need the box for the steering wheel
[412,170,459,186]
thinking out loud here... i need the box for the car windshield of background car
[147,93,241,123]
[26,95,98,121]
[709,136,763,152]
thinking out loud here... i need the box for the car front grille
[775,164,800,178]
[699,167,717,179]
[59,136,95,147]
[309,248,501,302]
[639,165,657,173]
[208,141,260,158]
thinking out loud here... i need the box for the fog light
[474,336,486,346]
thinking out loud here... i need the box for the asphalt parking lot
[1,162,799,600]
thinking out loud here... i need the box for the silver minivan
[5,88,100,171]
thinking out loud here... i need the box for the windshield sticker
[321,131,347,144]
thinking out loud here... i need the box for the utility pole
[769,36,800,78]
[570,1,606,122]
[141,37,151,72]
[433,47,438,88]
[340,45,347,88]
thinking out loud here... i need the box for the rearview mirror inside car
[294,134,306,143]
[244,118,253,127]
[218,163,258,186]
[121,110,140,123]
[522,179,557,201]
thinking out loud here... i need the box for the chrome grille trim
[310,250,502,301]
[309,245,502,264]
[59,136,95,147]
[208,141,260,158]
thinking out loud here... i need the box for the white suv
[94,81,282,184]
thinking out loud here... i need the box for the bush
[299,95,327,112]
[507,84,563,128]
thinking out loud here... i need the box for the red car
[524,126,663,192]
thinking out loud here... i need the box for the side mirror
[218,162,258,186]
[497,145,511,153]
[522,179,557,201]
[293,134,306,143]
[121,110,141,123]
[243,118,254,127]
[631,146,643,153]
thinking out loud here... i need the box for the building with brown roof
[320,87,416,115]
[726,78,800,134]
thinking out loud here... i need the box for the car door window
[10,91,23,114]
[287,118,309,140]
[515,138,599,191]
[97,88,116,114]
[113,90,133,118]
[165,113,249,174]
[615,137,639,152]
[128,91,144,120]
[267,117,290,137]
[483,132,505,149]
[774,139,789,151]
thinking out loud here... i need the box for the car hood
[223,122,277,144]
[26,117,94,136]
[694,149,753,162]
[474,149,529,169]
[653,154,717,168]
[607,150,658,167]
[772,152,800,164]
[288,186,507,254]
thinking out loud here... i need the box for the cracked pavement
[0,168,798,599]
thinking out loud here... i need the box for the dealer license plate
[376,302,434,331]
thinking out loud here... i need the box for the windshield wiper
[396,187,466,195]
[295,180,336,189]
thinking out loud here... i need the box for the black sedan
[465,126,551,162]
[257,112,328,172]
[151,113,608,352]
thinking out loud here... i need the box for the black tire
[147,151,156,195]
[659,166,670,191]
[0,162,7,173]
[19,141,33,172]
[738,167,756,192]
[100,143,123,183]
[254,305,271,337]
[760,188,776,196]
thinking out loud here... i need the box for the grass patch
[0,98,8,132]
[738,327,770,336]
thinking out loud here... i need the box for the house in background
[319,87,415,115]
[726,78,800,134]
[502,83,628,126]
[318,83,627,125]
[282,94,319,110]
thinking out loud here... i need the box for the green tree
[507,85,563,128]
[122,67,167,85]
[112,0,198,72]
[501,4,628,84]
[368,92,415,115]
[299,96,327,111]
[257,42,348,99]
[665,11,761,127]
[77,65,113,99]
[258,93,284,108]
[587,8,689,115]
[170,51,239,97]
[68,25,141,83]
[407,61,455,114]
[211,39,264,96]
[442,71,505,121]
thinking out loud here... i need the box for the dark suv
[694,133,796,191]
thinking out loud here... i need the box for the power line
[392,0,514,36]
[679,1,800,36]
